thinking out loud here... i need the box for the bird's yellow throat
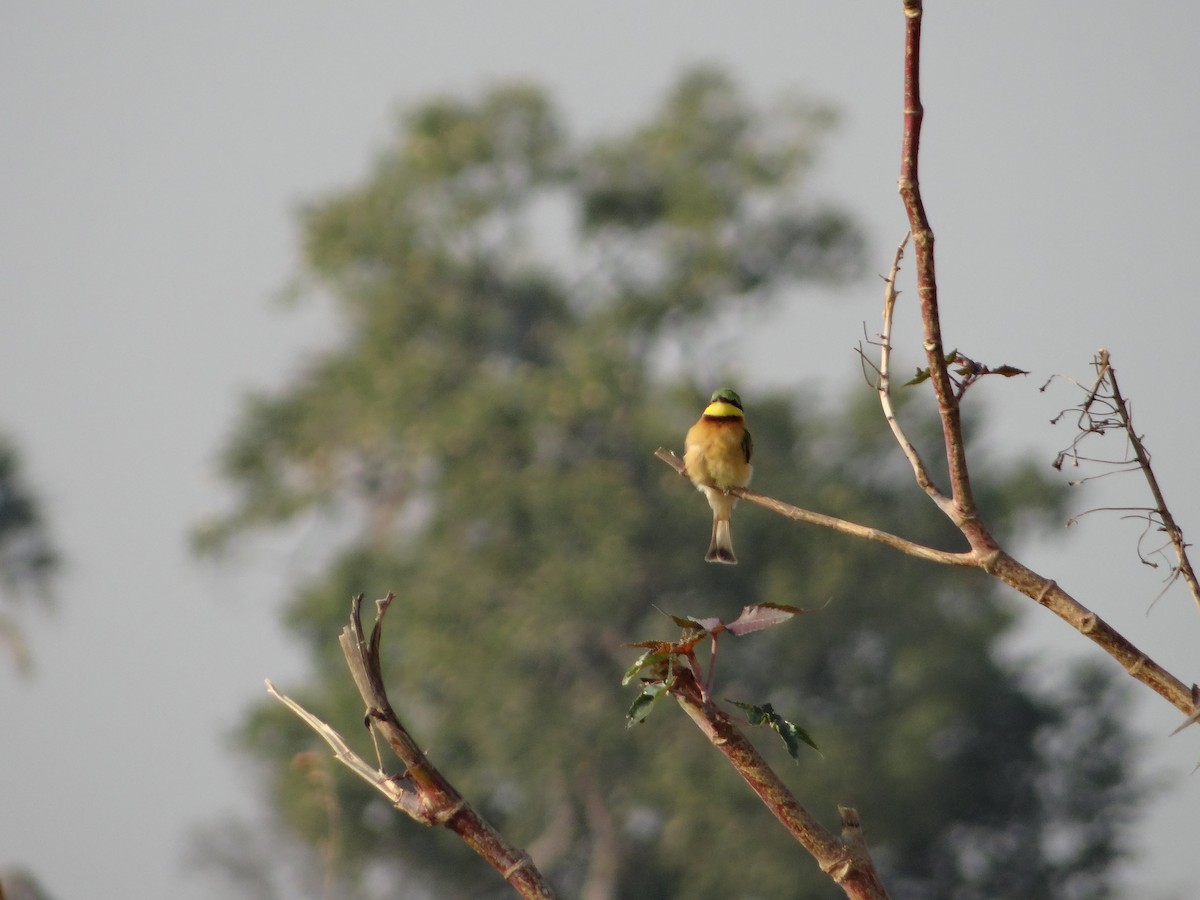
[703,400,744,419]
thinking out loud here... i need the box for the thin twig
[655,448,974,567]
[1047,351,1200,612]
[266,680,419,814]
[1169,685,1200,736]
[1101,350,1200,611]
[875,233,955,518]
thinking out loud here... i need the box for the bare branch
[887,5,1195,714]
[875,233,956,518]
[981,555,1193,713]
[897,0,979,527]
[266,680,422,815]
[1103,352,1200,611]
[655,448,974,566]
[1046,351,1200,612]
[272,595,558,899]
[669,667,890,899]
[660,439,1194,713]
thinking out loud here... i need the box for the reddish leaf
[725,602,808,636]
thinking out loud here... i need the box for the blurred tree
[196,69,1141,899]
[0,433,58,672]
[0,867,60,900]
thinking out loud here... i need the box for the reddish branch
[670,668,890,899]
[897,0,979,525]
[893,2,1193,714]
[655,448,973,567]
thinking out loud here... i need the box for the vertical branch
[1102,352,1200,610]
[876,234,956,518]
[884,3,1192,715]
[897,0,981,528]
[1048,350,1200,612]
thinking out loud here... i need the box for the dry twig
[1046,350,1200,611]
[270,594,557,899]
[655,448,971,567]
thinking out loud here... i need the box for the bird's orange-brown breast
[684,414,752,490]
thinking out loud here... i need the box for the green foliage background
[198,69,1141,899]
[0,432,58,672]
[0,435,57,598]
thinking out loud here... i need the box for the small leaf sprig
[623,602,820,761]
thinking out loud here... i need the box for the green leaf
[905,367,931,387]
[727,699,820,760]
[622,649,672,685]
[626,682,670,727]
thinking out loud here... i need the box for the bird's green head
[703,387,745,418]
[709,388,743,410]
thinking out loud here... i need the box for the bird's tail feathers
[706,517,737,565]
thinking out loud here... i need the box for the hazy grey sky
[2,4,1197,898]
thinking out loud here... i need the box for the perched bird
[683,388,754,564]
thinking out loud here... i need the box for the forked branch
[270,594,557,899]
[1046,350,1200,612]
[889,2,1195,717]
[656,444,1192,713]
[659,0,1196,722]
[874,233,954,518]
[1104,356,1200,609]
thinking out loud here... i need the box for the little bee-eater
[684,388,753,564]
